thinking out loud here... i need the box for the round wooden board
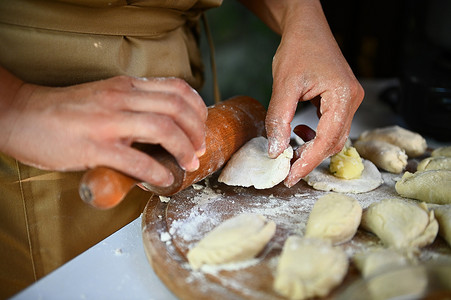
[141,171,451,300]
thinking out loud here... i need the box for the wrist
[0,67,31,154]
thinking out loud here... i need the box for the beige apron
[0,0,221,297]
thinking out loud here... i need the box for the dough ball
[304,159,383,194]
[273,236,348,300]
[218,136,293,189]
[361,199,438,250]
[431,146,451,157]
[417,156,451,171]
[187,214,276,270]
[353,248,409,278]
[354,139,407,173]
[395,170,451,204]
[329,146,364,179]
[305,193,362,245]
[358,125,427,157]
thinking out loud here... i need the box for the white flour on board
[154,170,450,299]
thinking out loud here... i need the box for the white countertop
[12,216,178,300]
[11,79,449,300]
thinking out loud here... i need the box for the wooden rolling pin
[79,96,266,209]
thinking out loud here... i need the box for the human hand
[0,74,207,187]
[264,0,364,187]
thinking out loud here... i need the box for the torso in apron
[0,0,221,297]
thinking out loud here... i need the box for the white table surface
[11,79,448,300]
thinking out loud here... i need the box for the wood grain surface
[142,168,451,300]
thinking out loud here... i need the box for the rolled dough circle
[303,159,383,193]
[218,136,293,189]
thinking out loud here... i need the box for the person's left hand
[264,0,364,187]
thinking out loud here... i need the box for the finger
[116,112,200,172]
[116,91,207,156]
[95,144,175,187]
[131,77,208,122]
[265,89,299,159]
[285,92,354,187]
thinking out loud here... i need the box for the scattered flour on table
[159,196,170,203]
[162,171,451,297]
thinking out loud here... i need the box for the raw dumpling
[431,146,451,157]
[395,170,451,204]
[358,125,427,157]
[430,204,451,247]
[417,156,451,171]
[187,214,276,270]
[366,264,428,300]
[360,199,438,250]
[305,193,362,245]
[304,159,383,194]
[273,236,348,300]
[353,248,409,278]
[354,139,407,173]
[218,136,293,189]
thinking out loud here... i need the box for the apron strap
[202,13,221,104]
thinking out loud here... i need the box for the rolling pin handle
[79,167,138,210]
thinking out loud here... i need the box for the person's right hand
[0,73,207,187]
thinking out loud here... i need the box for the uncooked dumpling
[360,199,438,250]
[357,125,427,157]
[187,214,276,270]
[431,146,451,157]
[395,170,451,204]
[354,139,407,173]
[273,236,348,300]
[430,204,451,247]
[218,136,293,189]
[353,248,409,278]
[417,156,451,171]
[303,159,383,193]
[305,193,362,245]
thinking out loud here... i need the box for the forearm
[238,0,331,38]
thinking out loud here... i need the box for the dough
[361,199,438,250]
[358,125,427,157]
[218,136,293,189]
[273,236,348,300]
[187,214,276,270]
[417,156,451,171]
[353,248,409,278]
[305,193,362,245]
[395,170,451,204]
[431,146,451,157]
[366,265,427,300]
[304,159,383,194]
[329,146,364,179]
[430,204,451,247]
[354,139,408,173]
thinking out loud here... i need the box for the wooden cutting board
[141,169,451,300]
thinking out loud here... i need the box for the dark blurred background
[200,0,451,141]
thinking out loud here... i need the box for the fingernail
[195,143,206,157]
[284,175,297,188]
[163,172,174,187]
[185,155,200,172]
